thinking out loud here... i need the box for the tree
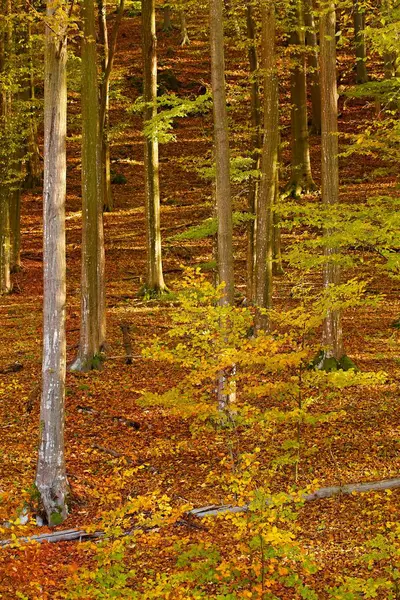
[210,0,235,410]
[210,0,234,306]
[246,2,261,302]
[353,0,368,84]
[304,0,321,133]
[142,0,166,294]
[98,0,125,212]
[316,0,347,370]
[286,0,316,196]
[254,0,279,332]
[71,0,106,371]
[35,0,69,526]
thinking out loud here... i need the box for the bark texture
[0,0,11,294]
[304,0,321,133]
[246,3,261,302]
[353,0,368,83]
[286,0,315,196]
[254,0,278,332]
[210,0,234,305]
[36,0,69,526]
[142,0,166,293]
[318,0,344,368]
[71,0,106,371]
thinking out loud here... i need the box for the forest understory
[0,8,400,600]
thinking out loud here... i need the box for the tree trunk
[254,0,278,332]
[179,10,190,46]
[98,0,124,213]
[9,187,21,272]
[36,0,69,526]
[210,0,235,411]
[304,0,321,133]
[286,0,315,197]
[71,0,106,371]
[97,0,113,212]
[210,0,234,306]
[163,4,172,32]
[353,0,368,84]
[142,0,166,294]
[246,3,261,303]
[317,0,346,370]
[0,0,11,294]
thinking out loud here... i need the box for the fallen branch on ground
[1,476,399,547]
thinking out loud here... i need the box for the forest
[0,0,399,597]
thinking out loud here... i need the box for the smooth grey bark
[304,0,321,133]
[71,0,106,371]
[317,0,345,369]
[353,0,368,84]
[246,3,261,302]
[35,0,69,526]
[286,0,316,197]
[254,0,278,332]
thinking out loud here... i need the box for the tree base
[312,351,358,372]
[137,283,169,299]
[283,177,318,199]
[69,352,105,372]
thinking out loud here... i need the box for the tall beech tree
[98,0,125,212]
[36,0,69,525]
[254,0,279,332]
[286,0,315,197]
[246,2,261,302]
[142,0,166,294]
[71,0,106,371]
[316,0,349,370]
[0,0,12,295]
[210,0,235,410]
[304,0,321,133]
[210,0,234,306]
[353,0,368,84]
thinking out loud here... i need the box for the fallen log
[1,476,399,547]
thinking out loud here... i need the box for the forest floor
[0,10,400,600]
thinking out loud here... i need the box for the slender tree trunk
[0,0,11,294]
[246,3,261,302]
[142,0,166,294]
[163,4,172,32]
[353,0,368,84]
[98,0,124,213]
[9,187,21,272]
[210,0,235,410]
[286,0,315,197]
[97,0,113,212]
[24,1,41,188]
[71,0,106,371]
[179,10,190,45]
[254,0,278,332]
[272,161,283,275]
[317,0,346,369]
[304,0,321,133]
[36,0,69,526]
